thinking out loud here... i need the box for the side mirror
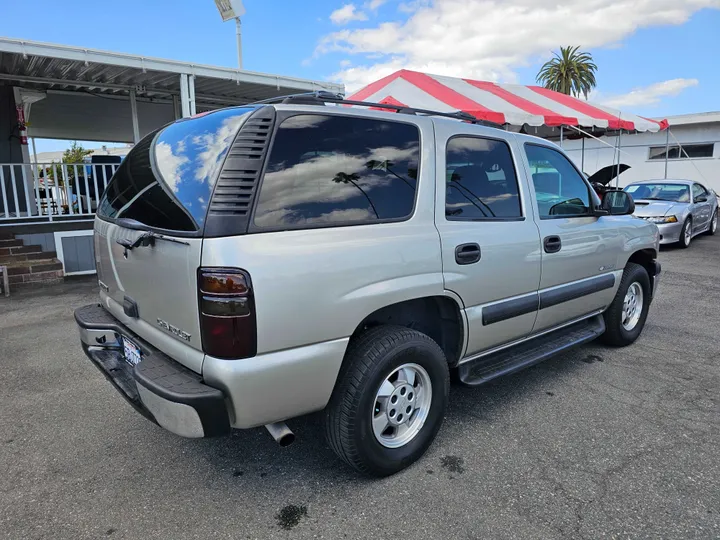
[600,190,635,216]
[696,195,708,203]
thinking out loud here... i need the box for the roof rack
[249,91,503,128]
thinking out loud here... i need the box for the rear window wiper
[116,218,190,250]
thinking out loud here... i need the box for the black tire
[679,217,692,248]
[601,262,651,347]
[706,209,718,236]
[324,325,449,476]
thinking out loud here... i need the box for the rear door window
[98,107,252,231]
[445,136,522,219]
[252,114,420,230]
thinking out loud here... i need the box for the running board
[458,315,606,386]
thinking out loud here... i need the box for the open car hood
[587,164,631,186]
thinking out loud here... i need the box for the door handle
[543,235,562,254]
[455,243,481,265]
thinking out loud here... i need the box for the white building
[563,112,720,190]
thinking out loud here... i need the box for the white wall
[562,122,720,191]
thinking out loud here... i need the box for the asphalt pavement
[1,236,719,539]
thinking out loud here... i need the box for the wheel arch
[347,295,466,367]
[626,248,660,298]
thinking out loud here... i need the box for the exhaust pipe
[265,422,295,447]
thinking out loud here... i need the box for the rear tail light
[198,268,256,359]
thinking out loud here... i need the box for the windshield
[625,183,690,203]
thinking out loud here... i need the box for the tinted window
[253,115,419,229]
[625,183,690,202]
[525,144,591,218]
[97,107,251,231]
[692,183,707,201]
[446,137,521,219]
[649,144,714,160]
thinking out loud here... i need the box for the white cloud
[318,0,719,92]
[154,141,189,192]
[595,78,699,109]
[367,0,388,8]
[330,4,368,25]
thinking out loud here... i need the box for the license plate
[122,337,142,366]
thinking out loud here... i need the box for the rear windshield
[97,107,252,231]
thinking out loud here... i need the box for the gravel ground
[1,236,719,539]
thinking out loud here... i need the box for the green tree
[536,46,598,98]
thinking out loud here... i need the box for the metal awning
[0,37,343,105]
[0,37,344,143]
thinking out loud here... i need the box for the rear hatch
[94,107,253,372]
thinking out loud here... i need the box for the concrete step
[0,244,44,257]
[0,238,22,247]
[8,271,65,290]
[5,260,63,276]
[7,268,65,287]
[0,251,57,264]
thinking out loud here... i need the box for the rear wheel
[601,263,651,347]
[324,325,449,476]
[706,210,717,236]
[679,217,693,248]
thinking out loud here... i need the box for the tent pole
[560,125,564,147]
[581,136,585,172]
[664,128,670,179]
[615,129,623,187]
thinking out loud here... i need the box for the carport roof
[0,37,344,105]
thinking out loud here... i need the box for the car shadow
[193,342,606,484]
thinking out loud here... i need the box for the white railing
[0,162,119,223]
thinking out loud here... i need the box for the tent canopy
[348,69,667,135]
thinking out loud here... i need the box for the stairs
[0,231,64,293]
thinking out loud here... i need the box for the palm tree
[331,172,379,219]
[536,46,597,99]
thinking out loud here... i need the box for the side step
[458,315,606,386]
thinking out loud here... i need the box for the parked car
[624,180,718,248]
[75,95,661,476]
[587,163,630,199]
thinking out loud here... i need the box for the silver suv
[75,94,660,476]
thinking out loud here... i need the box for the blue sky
[1,0,718,153]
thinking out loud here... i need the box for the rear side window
[253,114,419,229]
[98,107,252,231]
[445,137,522,219]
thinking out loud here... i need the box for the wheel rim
[684,221,692,244]
[622,282,644,331]
[712,213,717,233]
[371,363,432,449]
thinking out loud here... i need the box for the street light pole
[235,17,243,69]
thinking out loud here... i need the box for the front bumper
[75,304,231,438]
[656,221,684,244]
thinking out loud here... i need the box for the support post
[129,88,140,143]
[559,125,564,147]
[179,74,190,118]
[581,136,585,172]
[235,18,243,70]
[188,75,196,116]
[664,128,670,179]
[615,129,623,187]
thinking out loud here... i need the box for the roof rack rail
[248,91,504,128]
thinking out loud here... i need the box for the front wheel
[324,325,449,476]
[601,263,651,347]
[679,217,693,248]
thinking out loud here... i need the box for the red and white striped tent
[348,69,668,135]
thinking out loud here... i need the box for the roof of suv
[267,102,559,149]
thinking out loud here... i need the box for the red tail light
[198,268,257,359]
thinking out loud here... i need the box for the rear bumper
[75,304,231,438]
